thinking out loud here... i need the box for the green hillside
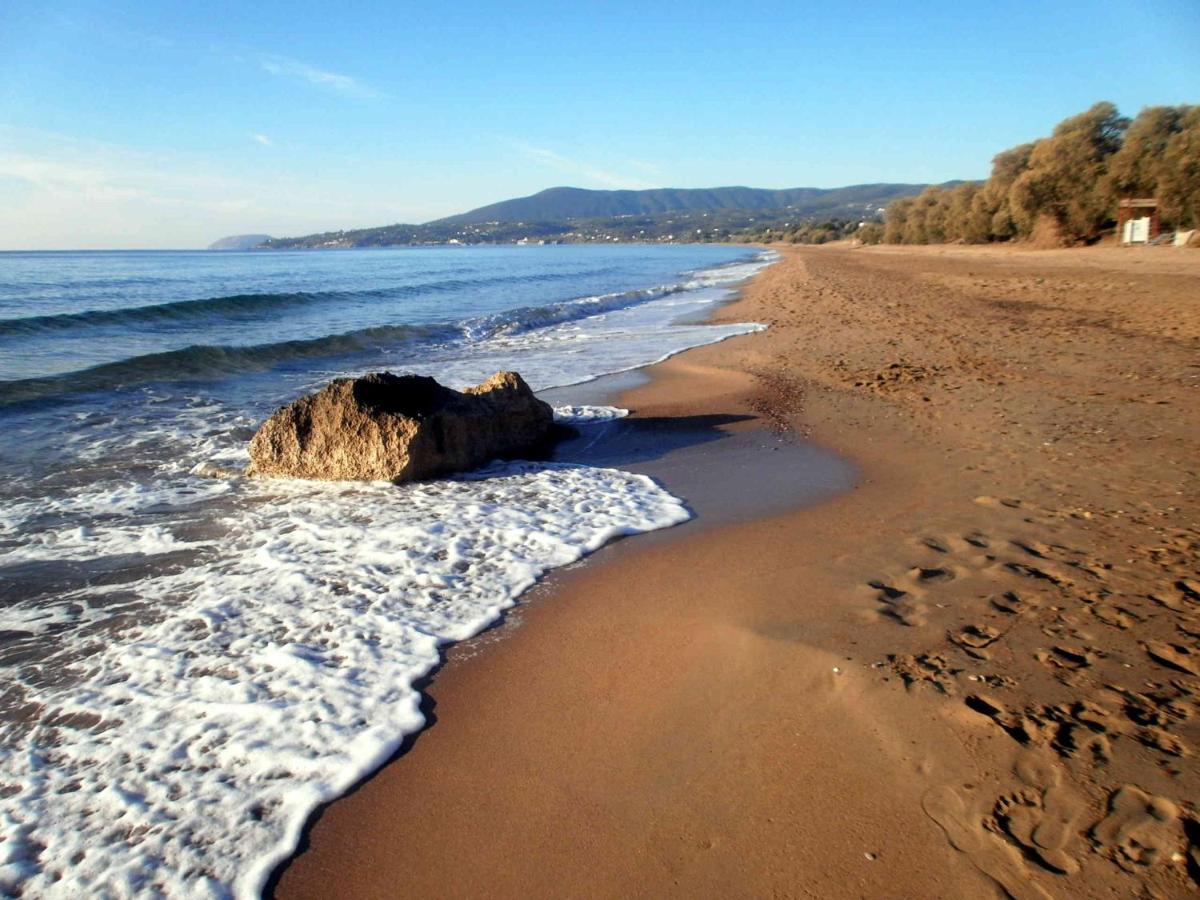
[261,183,947,248]
[434,184,932,224]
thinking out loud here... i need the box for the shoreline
[265,249,830,894]
[276,243,1199,898]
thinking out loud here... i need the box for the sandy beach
[275,243,1199,899]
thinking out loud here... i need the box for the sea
[0,244,774,898]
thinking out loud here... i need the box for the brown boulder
[246,371,554,482]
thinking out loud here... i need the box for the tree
[857,222,884,244]
[902,191,931,243]
[884,197,912,243]
[1106,106,1185,199]
[877,100,1200,245]
[1158,106,1200,228]
[1009,102,1130,242]
[943,182,980,242]
[920,187,949,243]
[980,142,1035,239]
[962,191,994,243]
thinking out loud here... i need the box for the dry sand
[276,243,1199,898]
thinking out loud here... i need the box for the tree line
[866,102,1199,246]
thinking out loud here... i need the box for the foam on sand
[0,248,781,897]
[553,404,630,424]
[0,457,690,898]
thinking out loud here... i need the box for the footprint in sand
[868,542,985,628]
[1054,718,1115,765]
[1185,817,1200,886]
[1013,746,1061,791]
[1177,579,1200,603]
[1089,603,1140,630]
[922,785,1051,899]
[918,532,994,560]
[1147,583,1195,613]
[991,590,1042,616]
[1035,645,1096,671]
[913,565,957,583]
[995,790,1042,851]
[1011,539,1053,559]
[867,579,928,627]
[875,528,1079,632]
[965,694,1121,764]
[1144,640,1200,677]
[1091,785,1182,871]
[1100,684,1196,759]
[1136,726,1189,758]
[965,694,1041,745]
[965,531,991,548]
[1005,561,1075,590]
[975,496,1026,510]
[888,651,961,694]
[1034,785,1087,875]
[952,623,1003,660]
[991,751,1087,875]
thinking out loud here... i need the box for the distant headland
[207,234,274,251]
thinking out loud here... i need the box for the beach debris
[246,370,555,482]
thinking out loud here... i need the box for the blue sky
[1,0,1197,248]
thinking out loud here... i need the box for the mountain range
[435,184,926,224]
[215,183,945,249]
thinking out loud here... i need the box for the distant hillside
[263,183,950,248]
[207,234,272,251]
[434,184,932,225]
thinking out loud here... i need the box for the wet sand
[276,243,1200,898]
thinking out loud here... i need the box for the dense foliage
[730,218,870,245]
[875,102,1200,246]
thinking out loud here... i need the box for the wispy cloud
[258,54,379,98]
[0,127,271,247]
[0,127,416,249]
[252,133,272,147]
[0,154,157,204]
[0,149,261,219]
[508,141,655,190]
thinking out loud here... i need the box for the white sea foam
[0,522,207,564]
[0,462,691,898]
[0,249,779,898]
[553,405,629,424]
[684,250,779,288]
[1,479,232,528]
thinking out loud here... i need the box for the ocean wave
[0,252,773,407]
[0,291,329,336]
[458,283,686,340]
[0,283,709,406]
[0,246,781,897]
[681,249,780,287]
[0,267,623,338]
[0,323,448,407]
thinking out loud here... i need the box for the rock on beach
[246,371,554,482]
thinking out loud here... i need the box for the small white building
[1117,198,1159,245]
